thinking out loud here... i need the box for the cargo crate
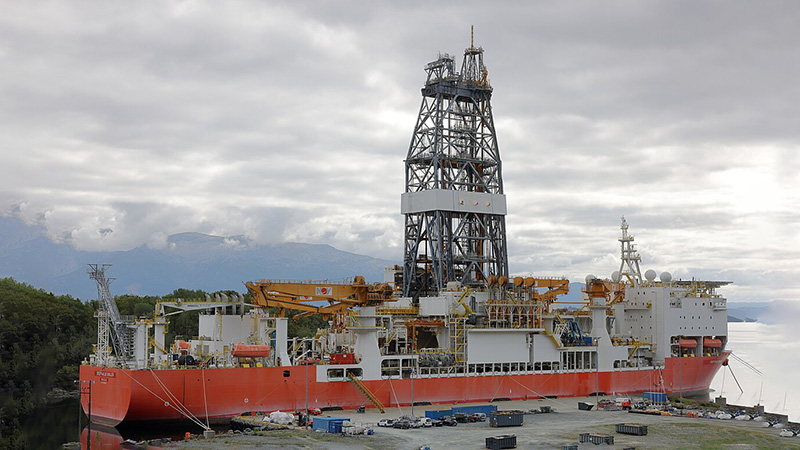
[489,411,523,427]
[485,434,517,450]
[312,417,349,433]
[643,391,667,403]
[616,423,648,436]
[579,433,615,445]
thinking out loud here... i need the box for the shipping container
[453,405,498,416]
[312,416,350,433]
[485,434,517,450]
[643,391,667,403]
[579,433,614,445]
[489,411,523,427]
[425,409,452,419]
[616,423,648,436]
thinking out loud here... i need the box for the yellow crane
[244,276,395,325]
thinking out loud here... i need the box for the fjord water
[710,321,800,421]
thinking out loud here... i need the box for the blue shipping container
[643,392,667,403]
[452,405,497,415]
[425,409,452,419]
[312,417,350,433]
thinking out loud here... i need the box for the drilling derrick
[402,33,508,297]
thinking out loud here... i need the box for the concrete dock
[175,396,800,449]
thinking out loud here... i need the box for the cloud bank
[1,1,798,302]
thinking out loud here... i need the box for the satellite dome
[660,271,672,282]
[611,271,620,282]
[645,269,657,281]
[585,274,596,283]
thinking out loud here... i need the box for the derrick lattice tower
[89,264,134,364]
[402,31,508,297]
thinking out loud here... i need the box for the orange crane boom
[244,276,394,321]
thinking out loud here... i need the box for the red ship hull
[80,353,727,426]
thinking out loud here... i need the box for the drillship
[80,36,730,427]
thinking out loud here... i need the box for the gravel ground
[174,397,800,450]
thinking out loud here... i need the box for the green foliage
[114,294,159,319]
[0,278,96,449]
[163,288,207,300]
[269,308,328,338]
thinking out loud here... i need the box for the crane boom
[244,277,395,321]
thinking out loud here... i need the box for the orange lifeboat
[703,338,722,348]
[231,344,271,358]
[678,338,697,349]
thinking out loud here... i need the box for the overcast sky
[1,1,798,303]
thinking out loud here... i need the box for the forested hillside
[0,278,95,449]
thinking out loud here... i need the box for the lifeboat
[678,338,697,348]
[703,338,722,348]
[231,343,271,358]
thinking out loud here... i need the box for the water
[710,321,800,421]
[21,399,220,449]
[18,400,82,450]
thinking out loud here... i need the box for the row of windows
[327,368,363,380]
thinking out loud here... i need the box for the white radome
[660,271,672,282]
[645,269,657,281]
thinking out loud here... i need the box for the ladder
[449,318,468,363]
[348,373,385,413]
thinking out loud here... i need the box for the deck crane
[244,276,396,328]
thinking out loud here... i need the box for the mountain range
[0,216,395,301]
[0,216,770,319]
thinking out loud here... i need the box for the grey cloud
[1,1,798,303]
